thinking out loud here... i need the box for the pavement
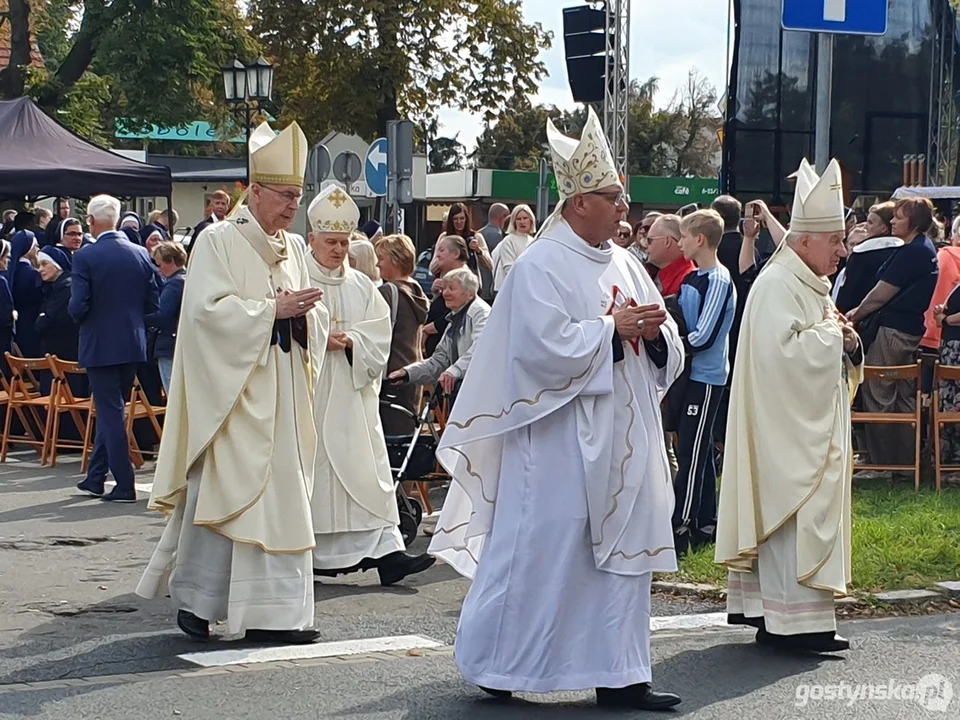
[1,449,959,719]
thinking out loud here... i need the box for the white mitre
[790,158,845,233]
[249,121,308,188]
[546,106,622,200]
[307,184,360,234]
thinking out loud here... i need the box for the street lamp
[221,56,275,185]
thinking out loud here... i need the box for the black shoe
[673,530,690,559]
[244,628,319,645]
[177,610,210,640]
[479,686,512,700]
[756,628,849,653]
[377,552,436,587]
[727,613,764,629]
[596,684,681,711]
[313,562,362,578]
[102,488,136,503]
[77,479,105,497]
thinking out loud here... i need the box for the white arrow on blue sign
[364,138,389,197]
[782,0,888,36]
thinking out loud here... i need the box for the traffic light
[562,4,607,104]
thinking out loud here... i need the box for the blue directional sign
[364,138,389,197]
[782,0,888,36]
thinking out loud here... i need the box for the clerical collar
[771,241,832,296]
[545,219,613,265]
[307,252,347,285]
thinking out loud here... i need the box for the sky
[437,0,733,153]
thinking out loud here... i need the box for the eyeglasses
[590,190,630,206]
[64,231,83,238]
[647,235,677,243]
[260,185,303,206]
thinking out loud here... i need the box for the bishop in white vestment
[306,186,436,586]
[716,158,863,654]
[429,108,684,711]
[137,122,329,644]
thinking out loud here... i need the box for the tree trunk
[36,0,114,111]
[373,9,400,138]
[0,0,32,99]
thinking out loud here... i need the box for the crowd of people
[3,104,952,712]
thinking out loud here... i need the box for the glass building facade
[722,0,960,206]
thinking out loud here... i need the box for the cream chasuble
[427,219,684,692]
[715,242,862,634]
[137,207,328,633]
[306,258,404,568]
[491,232,534,292]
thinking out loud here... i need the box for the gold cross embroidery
[830,184,842,191]
[330,190,348,208]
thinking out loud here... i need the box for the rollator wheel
[409,496,423,526]
[399,509,419,547]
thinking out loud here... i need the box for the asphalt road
[1,450,958,719]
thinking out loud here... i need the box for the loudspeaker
[563,5,607,104]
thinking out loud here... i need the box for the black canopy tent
[0,97,172,203]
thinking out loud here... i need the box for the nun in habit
[306,185,435,587]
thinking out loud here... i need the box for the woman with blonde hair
[491,204,536,293]
[348,234,382,285]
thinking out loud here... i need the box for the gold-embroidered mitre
[307,184,360,234]
[546,106,621,199]
[790,158,845,233]
[249,121,307,188]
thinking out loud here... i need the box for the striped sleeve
[685,269,731,352]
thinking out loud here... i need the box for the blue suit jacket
[68,232,162,368]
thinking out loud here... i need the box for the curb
[652,579,960,607]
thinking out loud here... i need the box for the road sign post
[386,120,415,233]
[782,0,888,172]
[814,34,834,173]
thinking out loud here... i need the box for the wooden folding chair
[931,362,960,492]
[1,354,56,464]
[851,362,924,489]
[124,378,166,465]
[45,357,94,468]
[81,379,166,473]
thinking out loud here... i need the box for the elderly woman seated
[389,267,490,396]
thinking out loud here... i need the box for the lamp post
[221,56,275,186]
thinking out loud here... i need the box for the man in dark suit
[186,190,231,256]
[70,195,161,503]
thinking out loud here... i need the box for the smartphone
[679,203,699,217]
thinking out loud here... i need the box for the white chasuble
[137,208,327,633]
[306,259,404,568]
[427,219,684,691]
[430,219,684,578]
[715,242,862,632]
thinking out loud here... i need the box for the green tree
[248,0,552,141]
[1,0,254,139]
[425,118,465,172]
[469,73,721,178]
[471,98,584,171]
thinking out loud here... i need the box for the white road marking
[105,479,154,494]
[179,634,444,668]
[651,612,730,632]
